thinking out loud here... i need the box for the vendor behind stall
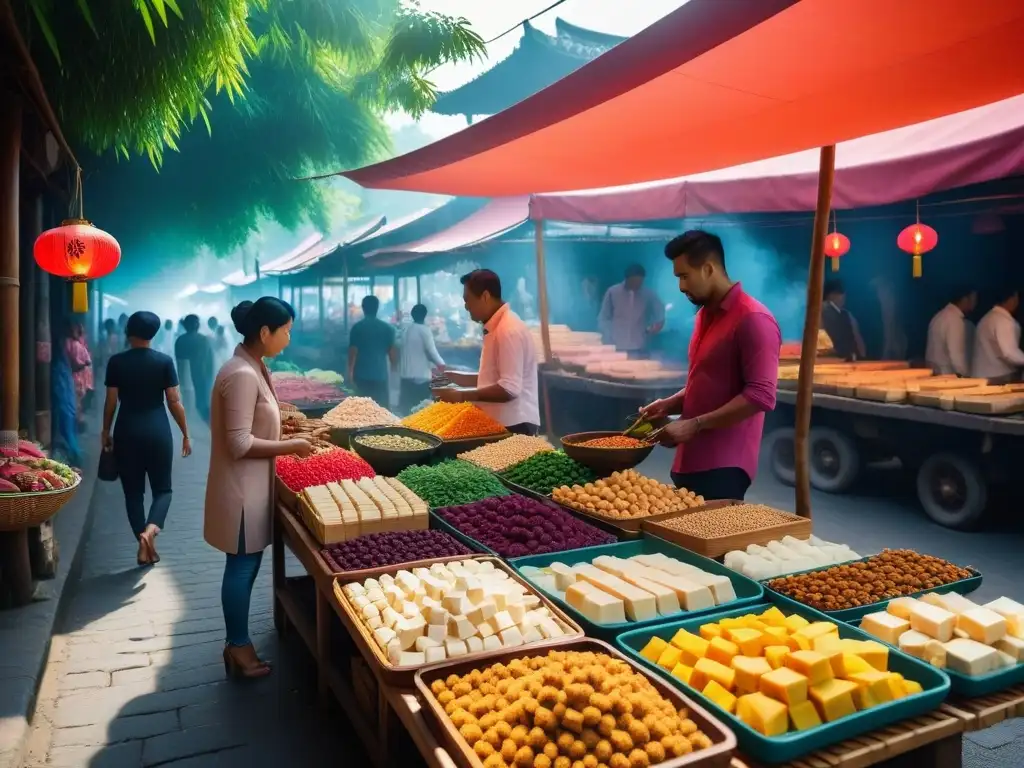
[642,230,780,501]
[926,287,976,376]
[399,303,445,414]
[821,280,866,361]
[436,269,540,435]
[599,264,665,356]
[971,288,1024,383]
[347,295,397,407]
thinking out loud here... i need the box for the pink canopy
[221,233,323,286]
[530,95,1024,222]
[364,197,530,268]
[273,216,386,274]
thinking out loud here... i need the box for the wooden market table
[272,501,1008,768]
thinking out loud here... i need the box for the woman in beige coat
[206,297,312,679]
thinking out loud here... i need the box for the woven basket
[0,477,81,531]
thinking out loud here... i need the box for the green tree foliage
[15,0,484,259]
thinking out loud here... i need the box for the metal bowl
[349,426,442,475]
[560,430,655,474]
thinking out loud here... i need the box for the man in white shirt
[971,289,1024,382]
[926,288,976,376]
[399,303,445,414]
[436,270,540,434]
[599,264,665,356]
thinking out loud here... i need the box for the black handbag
[98,448,118,482]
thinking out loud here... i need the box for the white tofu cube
[427,624,447,643]
[428,606,448,626]
[373,627,397,649]
[483,635,502,652]
[443,592,471,616]
[466,636,484,654]
[398,651,425,666]
[500,626,524,648]
[507,603,527,625]
[425,646,446,663]
[415,636,440,652]
[360,603,380,621]
[449,614,477,640]
[366,615,382,630]
[491,611,516,632]
[467,601,496,626]
[522,627,543,645]
[381,607,401,629]
[444,638,468,657]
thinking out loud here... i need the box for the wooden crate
[643,505,812,558]
[298,495,348,545]
[942,683,1024,731]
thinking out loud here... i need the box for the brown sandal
[223,644,272,680]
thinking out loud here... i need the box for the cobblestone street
[23,432,356,768]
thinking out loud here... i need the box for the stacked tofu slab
[520,551,738,625]
[341,559,569,667]
[723,535,861,581]
[861,593,1024,675]
[302,477,428,540]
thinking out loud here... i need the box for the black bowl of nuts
[349,426,442,475]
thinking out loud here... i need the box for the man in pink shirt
[643,230,781,500]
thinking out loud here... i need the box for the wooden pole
[794,145,836,520]
[534,221,552,364]
[18,194,39,441]
[0,96,21,440]
[342,256,350,336]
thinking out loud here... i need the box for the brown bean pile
[767,549,974,612]
[656,504,796,537]
[574,436,648,449]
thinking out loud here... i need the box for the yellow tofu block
[706,636,740,666]
[732,655,773,694]
[831,652,873,679]
[738,614,760,628]
[886,673,908,700]
[809,679,858,722]
[671,629,710,665]
[691,657,737,692]
[786,650,835,686]
[759,666,808,706]
[729,628,766,657]
[670,663,693,684]
[813,633,843,655]
[795,621,839,643]
[719,617,744,631]
[759,606,788,628]
[640,636,669,663]
[656,645,682,671]
[852,686,880,711]
[784,614,811,632]
[703,680,737,713]
[847,670,894,704]
[853,640,889,671]
[793,634,813,651]
[788,700,823,731]
[748,620,770,632]
[763,626,791,644]
[903,679,923,696]
[764,645,791,670]
[699,623,724,641]
[736,693,789,736]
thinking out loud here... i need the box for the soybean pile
[354,434,432,451]
[396,460,510,508]
[500,451,596,496]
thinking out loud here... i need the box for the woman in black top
[102,312,192,566]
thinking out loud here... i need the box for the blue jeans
[222,519,264,647]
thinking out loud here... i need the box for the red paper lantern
[34,219,121,313]
[897,222,938,278]
[823,231,850,272]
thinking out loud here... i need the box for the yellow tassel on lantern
[72,281,89,313]
[912,253,922,278]
[831,257,839,272]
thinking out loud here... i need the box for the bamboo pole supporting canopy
[794,145,836,519]
[0,96,21,439]
[534,221,552,365]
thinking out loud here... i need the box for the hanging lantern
[32,170,121,313]
[823,231,850,272]
[34,219,120,313]
[897,202,938,278]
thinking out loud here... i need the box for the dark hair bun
[231,301,254,335]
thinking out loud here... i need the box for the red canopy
[342,0,1024,196]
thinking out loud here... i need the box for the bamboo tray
[298,494,347,545]
[276,476,300,512]
[642,505,811,558]
[319,549,487,581]
[415,638,737,768]
[332,555,584,685]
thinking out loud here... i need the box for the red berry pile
[276,447,375,491]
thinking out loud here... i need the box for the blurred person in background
[926,287,977,376]
[51,320,81,466]
[155,318,175,356]
[399,303,445,414]
[871,277,908,361]
[347,295,397,407]
[175,314,215,425]
[972,288,1024,383]
[64,321,93,431]
[118,313,130,349]
[821,280,866,361]
[437,270,540,435]
[642,231,780,501]
[208,298,312,679]
[103,311,191,566]
[209,315,231,369]
[599,264,665,357]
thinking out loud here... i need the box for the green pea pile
[396,460,510,508]
[500,451,596,496]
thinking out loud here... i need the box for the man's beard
[684,293,705,307]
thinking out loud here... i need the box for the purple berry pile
[434,494,615,559]
[320,530,472,573]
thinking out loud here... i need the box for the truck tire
[766,427,796,486]
[916,453,988,530]
[808,427,861,494]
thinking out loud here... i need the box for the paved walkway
[24,431,357,768]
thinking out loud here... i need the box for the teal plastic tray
[851,616,1024,697]
[509,534,763,640]
[616,598,951,764]
[762,555,983,622]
